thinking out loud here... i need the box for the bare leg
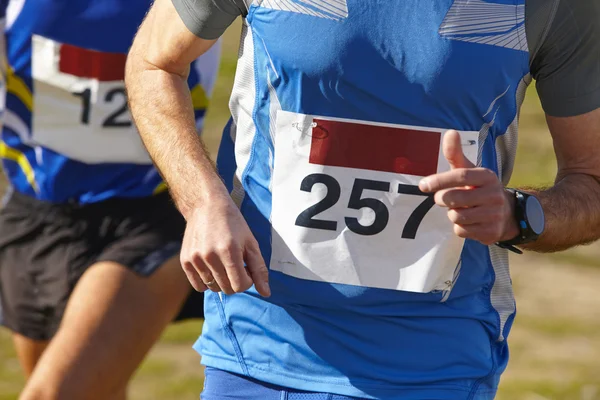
[12,333,49,378]
[19,256,194,400]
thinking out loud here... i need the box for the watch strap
[495,188,534,253]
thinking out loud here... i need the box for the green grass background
[2,21,600,400]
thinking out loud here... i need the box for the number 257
[295,174,435,238]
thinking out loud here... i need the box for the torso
[206,1,530,397]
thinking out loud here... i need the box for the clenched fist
[419,130,519,246]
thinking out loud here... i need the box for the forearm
[520,173,600,252]
[126,59,229,219]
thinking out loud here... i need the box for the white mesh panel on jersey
[488,74,531,342]
[496,75,532,185]
[489,245,514,342]
[229,121,246,208]
[265,50,282,198]
[228,21,257,209]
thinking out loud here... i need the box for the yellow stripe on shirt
[153,181,168,195]
[0,141,38,193]
[7,67,33,111]
[190,84,209,111]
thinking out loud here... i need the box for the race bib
[270,111,479,293]
[31,35,151,164]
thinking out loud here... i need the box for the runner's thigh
[0,191,91,342]
[21,258,192,400]
[20,194,200,400]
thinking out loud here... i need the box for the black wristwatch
[496,189,545,254]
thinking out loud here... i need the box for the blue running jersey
[0,0,220,203]
[198,1,532,399]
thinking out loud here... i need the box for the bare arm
[419,110,600,254]
[126,0,270,297]
[126,0,225,217]
[421,0,600,253]
[520,109,600,252]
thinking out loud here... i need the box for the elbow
[124,48,140,94]
[124,39,152,94]
[125,50,188,91]
[124,47,155,104]
[555,165,600,185]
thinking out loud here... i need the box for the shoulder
[526,0,600,117]
[172,0,248,39]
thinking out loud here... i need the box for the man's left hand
[419,130,520,246]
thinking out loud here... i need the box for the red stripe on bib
[309,119,440,176]
[59,44,127,81]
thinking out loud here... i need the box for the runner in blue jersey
[0,1,220,399]
[127,0,600,399]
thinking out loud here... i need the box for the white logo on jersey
[258,0,348,21]
[439,0,528,52]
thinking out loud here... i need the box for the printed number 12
[72,88,92,125]
[71,88,132,127]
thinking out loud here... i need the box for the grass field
[2,21,600,400]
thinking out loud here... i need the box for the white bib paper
[31,35,151,164]
[270,110,479,293]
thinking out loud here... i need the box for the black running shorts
[0,190,203,341]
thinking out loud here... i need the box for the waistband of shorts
[4,190,174,216]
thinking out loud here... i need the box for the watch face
[525,195,545,235]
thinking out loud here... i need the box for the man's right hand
[126,0,269,297]
[180,197,271,297]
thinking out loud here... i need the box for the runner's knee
[19,378,63,400]
[20,376,126,400]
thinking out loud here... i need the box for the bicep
[129,0,219,78]
[547,109,600,181]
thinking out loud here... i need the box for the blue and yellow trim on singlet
[0,0,214,203]
[2,63,37,193]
